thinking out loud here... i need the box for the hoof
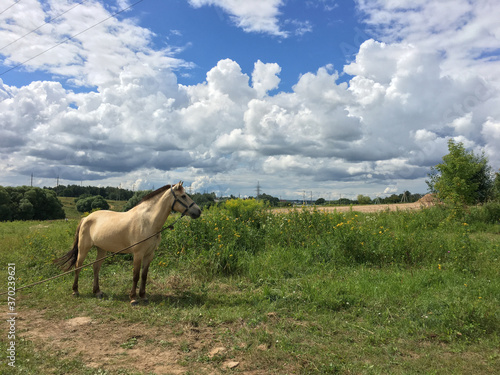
[95,292,104,299]
[142,298,149,305]
[130,299,139,306]
[72,291,80,297]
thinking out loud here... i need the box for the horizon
[1,180,428,202]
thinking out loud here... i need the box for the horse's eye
[182,195,187,199]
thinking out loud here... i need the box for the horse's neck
[138,190,173,232]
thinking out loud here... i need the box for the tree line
[0,186,65,221]
[46,184,135,201]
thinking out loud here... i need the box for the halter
[171,186,196,216]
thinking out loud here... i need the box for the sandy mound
[418,194,439,206]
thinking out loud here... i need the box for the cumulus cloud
[355,0,500,79]
[0,0,189,88]
[251,60,281,97]
[188,0,287,36]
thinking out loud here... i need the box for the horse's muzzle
[188,206,202,219]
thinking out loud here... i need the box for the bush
[224,198,265,221]
[76,195,109,213]
[427,139,493,205]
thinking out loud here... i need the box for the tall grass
[156,200,500,344]
[1,201,499,374]
[161,201,494,276]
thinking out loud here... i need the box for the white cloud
[355,0,500,80]
[0,0,188,88]
[251,60,281,97]
[1,0,500,198]
[188,0,287,36]
[481,118,500,167]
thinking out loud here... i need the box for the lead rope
[0,213,186,297]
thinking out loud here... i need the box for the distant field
[275,201,424,214]
[1,202,499,374]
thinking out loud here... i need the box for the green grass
[0,202,499,374]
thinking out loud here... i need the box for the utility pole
[30,173,33,187]
[310,191,313,205]
[256,181,261,199]
[401,191,409,203]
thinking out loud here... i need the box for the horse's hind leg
[130,254,143,305]
[93,248,106,298]
[72,237,92,296]
[139,251,155,303]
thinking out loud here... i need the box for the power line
[0,0,89,52]
[0,0,145,77]
[0,0,22,16]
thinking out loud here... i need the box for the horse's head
[171,181,202,219]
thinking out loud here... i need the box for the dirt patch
[17,308,259,374]
[417,193,440,207]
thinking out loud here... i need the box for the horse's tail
[54,221,81,271]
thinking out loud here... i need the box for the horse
[54,181,201,305]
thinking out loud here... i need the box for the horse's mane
[137,184,171,205]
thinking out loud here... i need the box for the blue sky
[142,0,362,89]
[1,0,500,199]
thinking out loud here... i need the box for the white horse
[55,181,201,304]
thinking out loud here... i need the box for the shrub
[76,195,109,213]
[224,198,265,221]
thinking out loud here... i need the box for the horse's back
[80,210,138,253]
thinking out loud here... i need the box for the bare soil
[17,308,264,374]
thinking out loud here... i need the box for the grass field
[0,200,499,374]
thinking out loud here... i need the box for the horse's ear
[174,181,183,191]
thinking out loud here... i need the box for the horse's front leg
[130,255,142,305]
[139,250,155,303]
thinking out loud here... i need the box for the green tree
[0,187,13,221]
[91,196,110,211]
[123,190,152,211]
[18,198,34,220]
[190,192,217,210]
[76,195,109,213]
[493,171,500,201]
[427,139,493,205]
[0,186,65,221]
[315,198,326,205]
[357,194,372,205]
[258,193,280,206]
[42,190,66,220]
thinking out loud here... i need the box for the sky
[1,0,499,200]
